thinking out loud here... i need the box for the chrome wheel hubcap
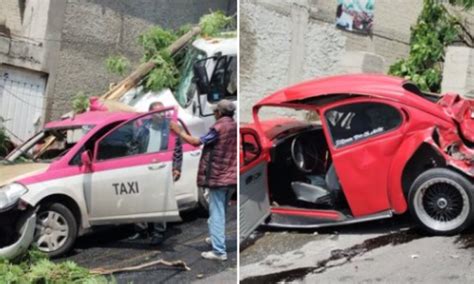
[414,178,469,232]
[437,198,448,209]
[35,211,69,252]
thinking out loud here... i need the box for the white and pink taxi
[0,107,205,258]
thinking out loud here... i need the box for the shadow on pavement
[56,205,237,284]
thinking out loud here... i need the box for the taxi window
[96,110,174,161]
[70,121,122,165]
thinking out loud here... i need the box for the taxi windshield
[5,125,93,164]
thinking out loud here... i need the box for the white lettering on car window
[335,126,384,147]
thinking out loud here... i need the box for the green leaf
[0,249,112,284]
[199,11,234,37]
[138,26,177,61]
[0,123,10,156]
[105,55,130,76]
[72,92,91,114]
[388,0,461,92]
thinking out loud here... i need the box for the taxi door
[85,108,181,225]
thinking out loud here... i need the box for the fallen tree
[101,26,201,101]
[71,11,235,113]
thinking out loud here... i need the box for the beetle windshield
[5,125,94,164]
[256,106,320,140]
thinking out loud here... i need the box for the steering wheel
[291,135,320,173]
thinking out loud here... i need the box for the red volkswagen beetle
[240,74,474,241]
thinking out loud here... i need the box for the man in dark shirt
[129,102,182,244]
[171,99,237,261]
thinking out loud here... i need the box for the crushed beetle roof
[255,74,446,116]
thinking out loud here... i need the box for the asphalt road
[57,204,237,283]
[240,214,474,283]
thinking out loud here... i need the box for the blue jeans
[208,186,235,256]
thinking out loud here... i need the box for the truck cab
[119,35,237,137]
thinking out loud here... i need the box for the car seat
[291,163,342,206]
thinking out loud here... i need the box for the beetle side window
[241,132,261,165]
[96,110,174,161]
[325,102,402,147]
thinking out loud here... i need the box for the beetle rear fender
[434,125,474,175]
[400,143,446,196]
[387,128,443,214]
[392,126,474,213]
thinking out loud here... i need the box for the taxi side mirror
[81,150,92,172]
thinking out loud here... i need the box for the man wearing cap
[170,99,237,261]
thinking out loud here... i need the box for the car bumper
[0,210,36,260]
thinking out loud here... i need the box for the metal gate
[0,65,47,144]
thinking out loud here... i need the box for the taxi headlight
[0,183,28,210]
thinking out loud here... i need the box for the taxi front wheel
[34,203,78,257]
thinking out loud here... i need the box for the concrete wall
[240,0,423,122]
[0,0,66,135]
[1,0,24,34]
[441,46,474,98]
[48,0,236,120]
[0,0,64,73]
[441,6,474,97]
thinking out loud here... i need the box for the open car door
[322,101,406,216]
[86,107,181,225]
[239,127,271,242]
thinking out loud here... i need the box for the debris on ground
[90,259,191,275]
[0,250,109,283]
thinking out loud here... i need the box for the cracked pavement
[240,215,474,283]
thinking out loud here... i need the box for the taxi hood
[0,163,49,187]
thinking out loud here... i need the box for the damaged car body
[0,107,206,258]
[240,74,474,242]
